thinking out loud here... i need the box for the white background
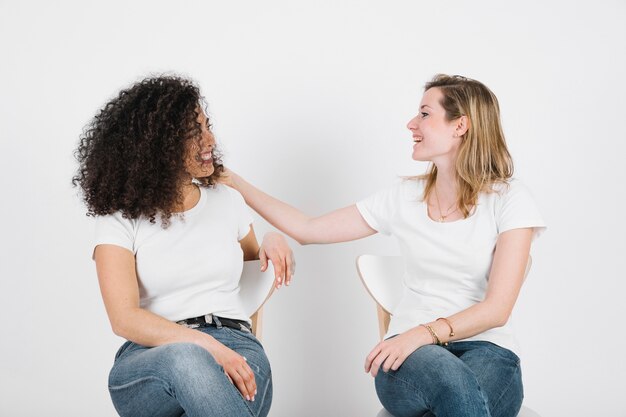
[1,1,625,416]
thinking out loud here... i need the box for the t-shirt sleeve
[356,183,402,236]
[496,180,547,240]
[93,213,136,258]
[227,187,254,240]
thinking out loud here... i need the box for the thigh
[375,344,489,417]
[208,327,273,417]
[452,342,523,417]
[108,341,243,417]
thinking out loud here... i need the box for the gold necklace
[434,186,458,222]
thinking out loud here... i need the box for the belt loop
[204,314,213,325]
[212,315,223,329]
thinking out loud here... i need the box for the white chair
[357,255,541,417]
[239,260,276,340]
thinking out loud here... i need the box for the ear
[454,116,469,137]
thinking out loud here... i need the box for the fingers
[382,353,399,374]
[285,252,295,286]
[227,360,257,402]
[259,249,268,272]
[365,342,407,378]
[259,233,295,289]
[390,355,405,371]
[364,344,382,373]
[273,256,285,289]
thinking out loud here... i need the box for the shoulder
[202,184,248,211]
[489,178,535,203]
[95,211,139,229]
[398,176,425,201]
[215,184,246,202]
[359,177,424,207]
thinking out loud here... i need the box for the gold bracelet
[419,324,436,344]
[436,317,455,338]
[420,324,444,346]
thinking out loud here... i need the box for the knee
[156,343,221,377]
[377,345,472,395]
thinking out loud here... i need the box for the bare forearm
[110,307,219,352]
[230,172,376,244]
[231,173,315,244]
[418,300,509,345]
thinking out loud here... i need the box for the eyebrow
[420,104,432,110]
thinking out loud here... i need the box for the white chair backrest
[356,255,405,314]
[239,260,275,338]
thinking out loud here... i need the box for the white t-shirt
[356,178,546,353]
[93,184,254,323]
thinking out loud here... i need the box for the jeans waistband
[176,313,252,333]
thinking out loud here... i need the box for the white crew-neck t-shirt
[93,184,253,323]
[356,178,546,353]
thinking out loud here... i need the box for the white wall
[1,1,625,416]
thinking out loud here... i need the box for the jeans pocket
[223,327,263,348]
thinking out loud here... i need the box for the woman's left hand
[259,232,295,289]
[364,326,429,377]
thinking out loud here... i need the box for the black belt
[177,313,252,333]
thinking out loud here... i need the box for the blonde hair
[420,74,513,217]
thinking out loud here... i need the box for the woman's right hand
[208,340,257,401]
[218,167,237,188]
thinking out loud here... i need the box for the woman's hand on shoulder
[364,326,431,378]
[218,167,237,188]
[259,232,295,289]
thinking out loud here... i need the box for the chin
[412,153,429,162]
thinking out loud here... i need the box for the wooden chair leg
[251,307,264,341]
[377,305,390,341]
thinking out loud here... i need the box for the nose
[201,131,215,148]
[407,115,420,131]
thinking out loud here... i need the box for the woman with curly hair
[222,75,546,417]
[73,75,293,417]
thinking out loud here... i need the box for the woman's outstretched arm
[224,169,377,245]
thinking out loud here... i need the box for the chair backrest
[239,260,276,340]
[356,255,532,341]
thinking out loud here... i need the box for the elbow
[493,314,510,328]
[491,309,513,328]
[292,220,317,245]
[109,313,135,339]
[483,301,512,328]
[295,236,313,245]
[110,320,127,338]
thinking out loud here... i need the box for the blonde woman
[223,74,545,417]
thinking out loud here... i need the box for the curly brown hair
[72,75,224,225]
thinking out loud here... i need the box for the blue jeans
[108,326,272,417]
[375,341,523,417]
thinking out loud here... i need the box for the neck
[177,181,200,212]
[433,162,457,197]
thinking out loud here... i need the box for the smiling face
[184,109,216,180]
[407,87,462,163]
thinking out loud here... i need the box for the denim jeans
[375,341,523,417]
[108,325,272,417]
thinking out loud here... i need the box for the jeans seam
[490,361,521,412]
[379,369,429,408]
[223,373,257,417]
[253,371,271,416]
[109,375,168,391]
